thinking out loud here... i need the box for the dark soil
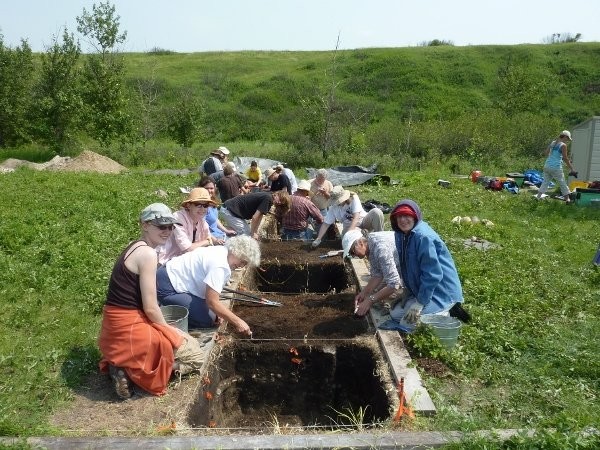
[234,292,368,339]
[189,340,394,432]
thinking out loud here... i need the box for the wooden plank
[349,257,437,415]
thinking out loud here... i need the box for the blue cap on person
[140,203,179,225]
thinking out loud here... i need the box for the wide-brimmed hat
[296,179,311,191]
[342,229,364,258]
[265,168,276,178]
[330,185,351,205]
[140,203,179,225]
[181,188,217,207]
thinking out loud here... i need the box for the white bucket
[420,315,461,349]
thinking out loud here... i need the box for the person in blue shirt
[536,130,577,203]
[389,199,465,327]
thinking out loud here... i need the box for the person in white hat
[281,179,323,240]
[198,146,231,177]
[311,185,384,248]
[98,203,204,400]
[536,130,577,203]
[342,229,405,317]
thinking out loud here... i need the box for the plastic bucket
[160,305,189,332]
[420,315,461,349]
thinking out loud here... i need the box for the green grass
[0,165,598,441]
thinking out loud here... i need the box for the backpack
[202,157,217,175]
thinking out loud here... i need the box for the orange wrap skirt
[98,305,184,396]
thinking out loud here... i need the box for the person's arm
[561,144,575,172]
[249,210,265,240]
[204,285,251,335]
[134,246,168,325]
[347,211,362,231]
[216,220,237,236]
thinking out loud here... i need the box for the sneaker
[109,365,133,399]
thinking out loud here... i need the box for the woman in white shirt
[156,235,260,335]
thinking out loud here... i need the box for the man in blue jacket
[389,199,464,327]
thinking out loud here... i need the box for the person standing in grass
[98,203,204,400]
[197,175,237,242]
[156,235,260,334]
[388,199,466,329]
[158,188,219,265]
[342,229,405,317]
[536,130,577,203]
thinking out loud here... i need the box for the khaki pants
[174,332,205,375]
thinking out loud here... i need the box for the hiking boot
[109,365,133,400]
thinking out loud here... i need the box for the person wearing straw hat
[197,175,237,241]
[342,229,405,317]
[158,188,219,265]
[156,235,261,334]
[311,185,384,248]
[281,179,323,241]
[98,203,204,400]
[264,166,292,194]
[386,199,466,330]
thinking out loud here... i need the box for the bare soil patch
[0,150,127,174]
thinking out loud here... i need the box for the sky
[1,0,599,53]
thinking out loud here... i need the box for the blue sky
[1,0,599,52]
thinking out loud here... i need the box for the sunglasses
[153,224,174,231]
[192,202,209,208]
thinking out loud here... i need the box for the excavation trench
[186,240,398,433]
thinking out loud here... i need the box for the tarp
[306,165,390,187]
[234,158,389,187]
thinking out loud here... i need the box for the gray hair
[316,168,328,178]
[225,235,261,267]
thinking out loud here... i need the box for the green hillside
[3,42,600,170]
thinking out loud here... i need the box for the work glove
[402,302,424,324]
[568,171,578,178]
[311,238,321,248]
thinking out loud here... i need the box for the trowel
[318,249,344,258]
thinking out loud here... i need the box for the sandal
[109,365,133,399]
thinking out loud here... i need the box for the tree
[0,35,34,147]
[167,89,204,148]
[543,32,582,44]
[76,1,132,146]
[76,1,127,58]
[34,29,83,152]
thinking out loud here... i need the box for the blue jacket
[391,199,463,313]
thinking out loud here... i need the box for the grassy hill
[103,43,600,170]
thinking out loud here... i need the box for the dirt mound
[0,151,127,174]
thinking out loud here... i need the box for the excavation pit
[188,340,394,432]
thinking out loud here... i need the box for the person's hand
[402,302,424,324]
[234,318,251,336]
[568,170,578,177]
[311,238,321,248]
[225,229,237,236]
